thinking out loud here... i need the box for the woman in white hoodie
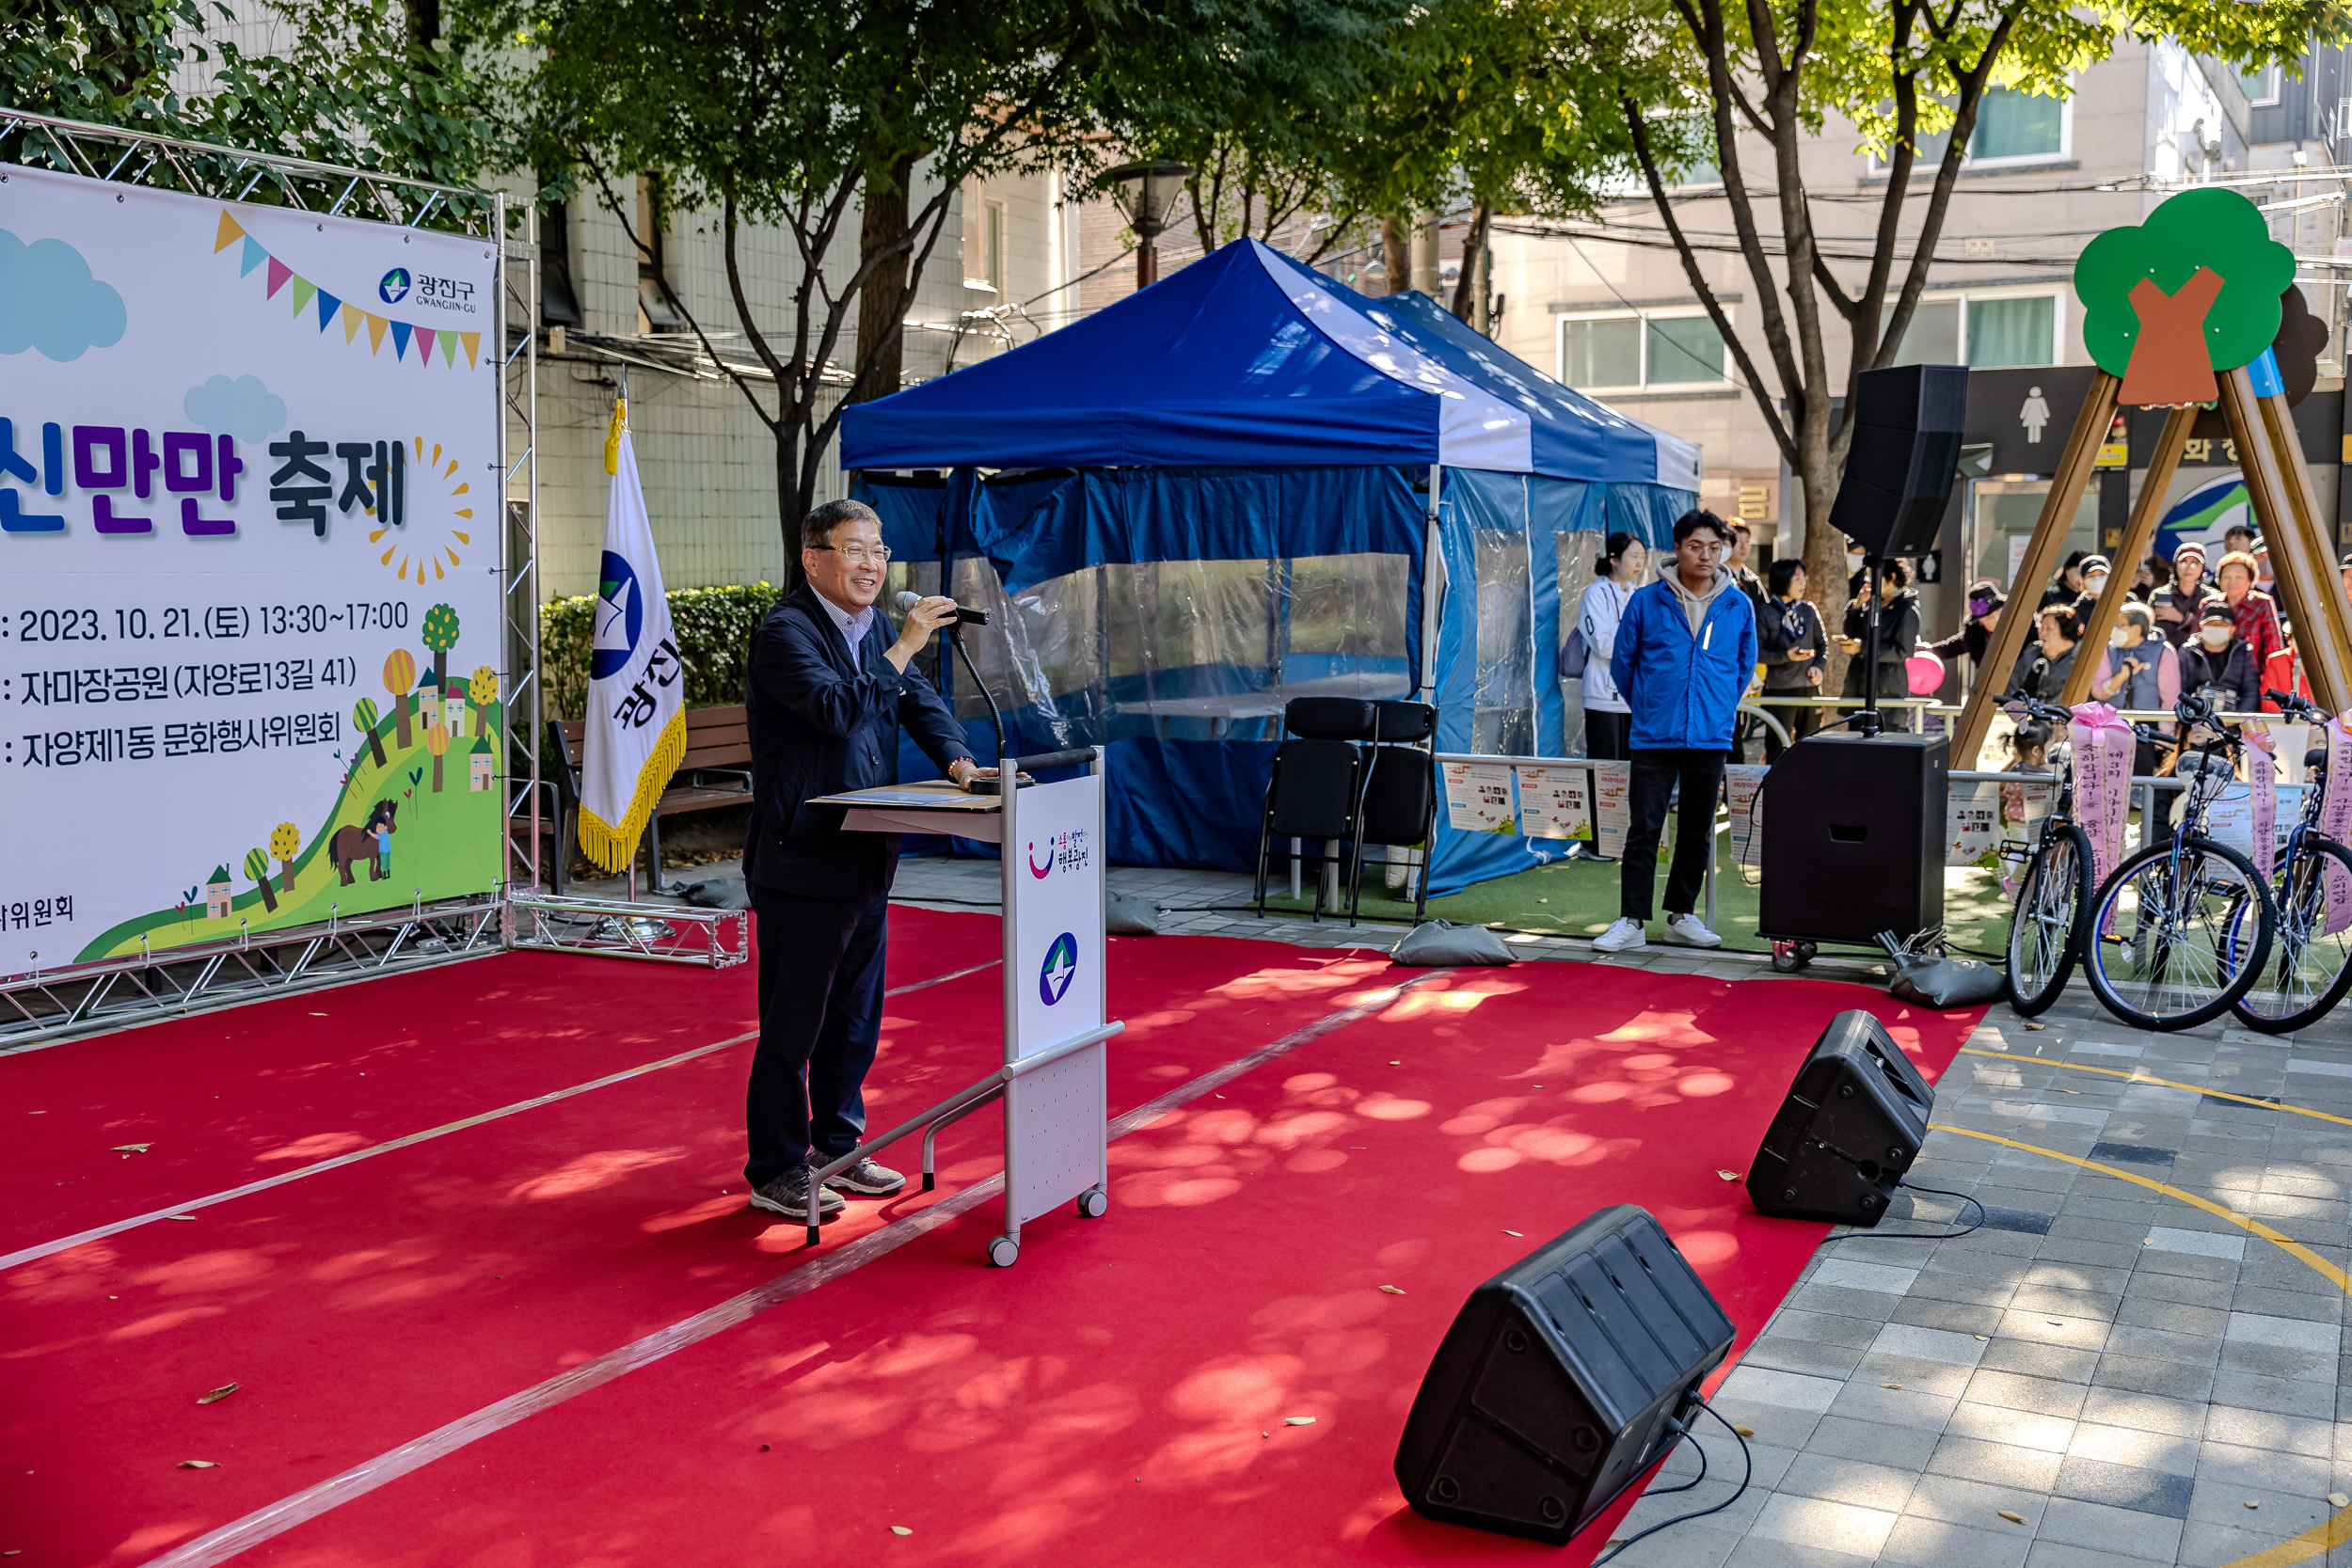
[1576,532,1647,760]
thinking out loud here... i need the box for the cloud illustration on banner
[0,229,127,361]
[183,374,289,443]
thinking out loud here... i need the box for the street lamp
[1104,160,1191,291]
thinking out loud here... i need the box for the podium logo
[1039,931,1077,1005]
[1027,838,1054,879]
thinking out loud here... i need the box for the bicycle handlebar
[2265,688,2328,724]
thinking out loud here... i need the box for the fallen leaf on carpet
[1262,1432,1269,1438]
[1716,1170,1740,1180]
[178,1460,216,1469]
[111,1144,151,1153]
[1378,1285,1406,1294]
[1285,1417,1316,1426]
[1997,1511,2023,1524]
[1503,1229,1524,1237]
[309,1012,326,1016]
[1389,1060,1402,1066]
[197,1383,238,1405]
[759,1445,770,1451]
[2328,1493,2348,1508]
[891,1525,913,1535]
[166,1215,196,1222]
[1732,1426,1754,1438]
[1214,1093,1225,1099]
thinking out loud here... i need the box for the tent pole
[1420,465,1443,704]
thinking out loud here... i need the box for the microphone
[895,589,989,626]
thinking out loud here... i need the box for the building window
[1881,291,2060,369]
[1876,85,2069,170]
[537,177,580,329]
[636,173,685,332]
[1557,311,1727,391]
[983,198,1009,295]
[2238,62,2281,107]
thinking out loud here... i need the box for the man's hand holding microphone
[889,590,999,792]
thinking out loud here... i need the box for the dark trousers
[1623,748,1726,921]
[1761,698,1821,764]
[745,883,889,1190]
[1586,708,1632,761]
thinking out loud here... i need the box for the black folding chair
[1351,701,1438,923]
[1253,698,1374,922]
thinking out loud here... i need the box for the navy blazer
[743,584,974,900]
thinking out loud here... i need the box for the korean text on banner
[2325,713,2352,934]
[1724,765,1767,868]
[2069,704,2134,890]
[1442,763,1515,833]
[1590,760,1631,859]
[1011,775,1104,1060]
[577,402,686,871]
[1516,766,1591,842]
[0,166,502,972]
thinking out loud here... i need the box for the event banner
[0,166,502,972]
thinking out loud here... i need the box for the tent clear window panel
[1555,531,1604,756]
[943,552,1410,745]
[1473,529,1535,755]
[1563,318,1642,390]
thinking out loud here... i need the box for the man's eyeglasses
[813,543,891,565]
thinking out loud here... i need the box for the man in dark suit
[741,498,990,1223]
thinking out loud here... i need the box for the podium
[806,748,1121,1266]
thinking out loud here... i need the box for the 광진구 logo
[1038,931,1077,1005]
[590,550,643,679]
[378,266,412,305]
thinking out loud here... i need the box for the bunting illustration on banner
[212,211,483,370]
[576,398,688,873]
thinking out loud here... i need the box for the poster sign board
[1009,774,1104,1061]
[1515,766,1590,842]
[0,166,502,972]
[1441,762,1515,833]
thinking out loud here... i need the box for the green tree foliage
[2,0,206,124]
[1577,0,2348,682]
[2076,187,2295,386]
[421,602,461,688]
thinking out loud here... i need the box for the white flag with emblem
[578,399,686,871]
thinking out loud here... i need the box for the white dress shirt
[814,591,875,671]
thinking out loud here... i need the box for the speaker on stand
[1393,1206,1737,1544]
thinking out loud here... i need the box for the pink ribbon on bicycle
[2324,711,2352,934]
[2068,702,2134,895]
[2243,723,2277,883]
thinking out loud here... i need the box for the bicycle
[2226,690,2352,1033]
[2084,696,2276,1031]
[2000,697,2095,1016]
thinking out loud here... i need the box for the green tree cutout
[2075,188,2296,407]
[242,848,278,912]
[421,604,460,689]
[353,698,388,769]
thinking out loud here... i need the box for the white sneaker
[1661,913,1723,948]
[1593,917,1647,954]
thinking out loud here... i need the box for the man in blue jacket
[740,499,992,1223]
[1595,509,1756,953]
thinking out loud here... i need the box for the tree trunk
[278,858,296,894]
[849,153,918,408]
[395,697,412,749]
[255,880,278,913]
[366,731,387,768]
[1449,207,1491,325]
[432,754,445,792]
[1796,440,1853,703]
[1380,217,1409,296]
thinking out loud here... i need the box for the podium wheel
[987,1235,1020,1268]
[1076,1187,1108,1219]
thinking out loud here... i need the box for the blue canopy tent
[842,238,1697,895]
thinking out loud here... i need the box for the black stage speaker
[1829,363,1967,559]
[1758,731,1947,946]
[1747,1009,1934,1224]
[1394,1206,1736,1545]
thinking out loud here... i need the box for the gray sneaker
[825,1157,907,1196]
[747,1169,844,1222]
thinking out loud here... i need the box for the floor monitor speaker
[1393,1205,1737,1544]
[1829,363,1967,559]
[1758,731,1947,947]
[1747,1009,1934,1225]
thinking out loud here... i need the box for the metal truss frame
[506,894,751,967]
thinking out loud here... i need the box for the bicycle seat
[2307,748,2328,772]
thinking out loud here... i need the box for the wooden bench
[545,705,755,892]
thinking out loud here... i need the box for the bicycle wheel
[2231,835,2352,1033]
[2086,834,2274,1031]
[2007,822,2093,1015]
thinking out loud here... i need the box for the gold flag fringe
[573,705,687,873]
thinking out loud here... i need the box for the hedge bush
[540,581,790,721]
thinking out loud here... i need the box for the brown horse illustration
[329,800,399,884]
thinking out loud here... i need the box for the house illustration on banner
[204,865,233,920]
[469,736,494,790]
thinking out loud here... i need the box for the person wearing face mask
[2074,554,2112,609]
[2182,605,2260,713]
[2153,542,2220,645]
[2010,605,2082,702]
[2094,603,2178,772]
[2041,550,2089,610]
[1927,578,2003,694]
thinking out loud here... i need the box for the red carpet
[0,911,1979,1566]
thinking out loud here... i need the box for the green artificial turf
[1263,819,2015,960]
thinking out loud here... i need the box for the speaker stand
[1855,555,1883,739]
